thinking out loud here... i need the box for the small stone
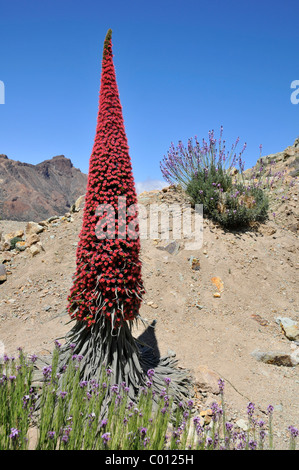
[258,225,277,236]
[30,245,41,257]
[15,241,27,251]
[3,232,16,242]
[190,256,200,271]
[25,233,40,247]
[0,252,13,263]
[0,264,7,282]
[275,317,299,342]
[71,195,85,212]
[14,230,24,238]
[290,348,299,366]
[211,277,224,292]
[150,303,158,309]
[164,241,180,255]
[200,408,213,417]
[213,292,221,298]
[167,349,176,357]
[25,222,44,236]
[1,240,12,251]
[236,419,248,431]
[196,304,204,310]
[251,350,295,367]
[156,240,180,255]
[46,215,60,223]
[194,365,222,394]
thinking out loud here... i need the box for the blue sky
[0,0,298,192]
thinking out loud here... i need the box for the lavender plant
[160,127,246,189]
[0,345,298,450]
[160,128,270,229]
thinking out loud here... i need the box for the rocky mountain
[0,154,87,221]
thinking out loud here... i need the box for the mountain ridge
[0,154,87,221]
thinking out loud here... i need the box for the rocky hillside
[0,154,87,221]
[243,136,299,233]
[0,138,298,449]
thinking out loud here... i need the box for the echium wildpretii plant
[160,128,269,229]
[68,28,144,329]
[55,30,191,406]
[56,29,146,395]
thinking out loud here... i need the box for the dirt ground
[0,181,298,449]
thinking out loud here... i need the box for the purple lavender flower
[206,437,213,448]
[248,439,257,450]
[110,384,119,394]
[187,399,194,410]
[267,404,274,415]
[42,366,52,380]
[247,402,255,418]
[101,418,108,429]
[101,432,111,446]
[218,378,225,393]
[29,354,38,363]
[48,431,56,440]
[147,369,155,378]
[9,428,20,440]
[225,422,234,433]
[146,380,152,388]
[22,394,30,409]
[61,425,72,444]
[164,377,171,386]
[3,354,10,363]
[259,429,267,441]
[288,426,299,439]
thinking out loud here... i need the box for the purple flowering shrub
[160,128,270,229]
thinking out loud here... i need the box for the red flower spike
[67,29,145,328]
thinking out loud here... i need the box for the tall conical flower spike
[67,29,144,329]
